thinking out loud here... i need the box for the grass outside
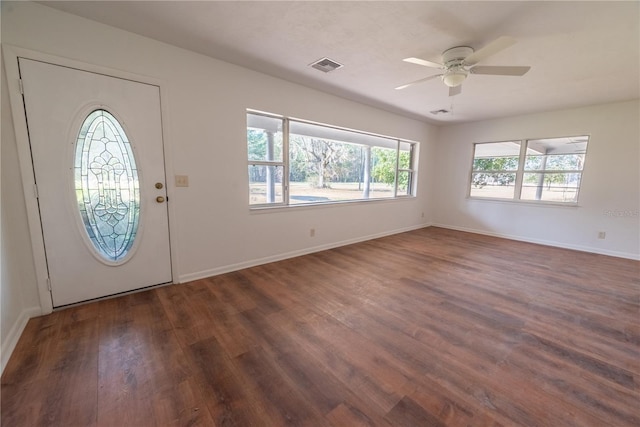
[470,184,578,202]
[249,181,396,205]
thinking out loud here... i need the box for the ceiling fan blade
[449,85,462,97]
[470,65,531,76]
[403,57,444,69]
[464,36,517,65]
[395,74,442,90]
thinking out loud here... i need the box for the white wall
[433,100,640,259]
[1,53,42,372]
[0,1,436,369]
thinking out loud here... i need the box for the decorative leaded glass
[74,109,140,262]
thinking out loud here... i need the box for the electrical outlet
[421,212,425,218]
[597,231,606,239]
[310,228,315,237]
[175,175,189,187]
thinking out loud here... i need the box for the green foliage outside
[289,136,363,188]
[249,128,411,191]
[248,129,284,183]
[247,129,283,162]
[523,154,583,188]
[472,154,584,190]
[371,148,411,190]
[472,157,518,188]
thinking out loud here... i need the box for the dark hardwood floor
[2,227,639,426]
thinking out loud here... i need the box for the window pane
[521,173,581,203]
[470,142,519,199]
[247,113,283,162]
[522,136,588,202]
[248,165,283,204]
[288,123,402,204]
[370,146,398,199]
[396,170,412,195]
[288,138,395,203]
[472,141,520,171]
[525,136,588,171]
[545,154,585,170]
[470,172,516,199]
[525,154,586,171]
[398,142,412,169]
[75,109,139,263]
[473,156,519,171]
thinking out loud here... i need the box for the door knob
[156,196,165,203]
[155,182,164,189]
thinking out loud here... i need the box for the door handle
[156,196,165,203]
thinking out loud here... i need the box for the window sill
[250,195,416,213]
[467,196,580,208]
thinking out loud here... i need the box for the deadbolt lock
[155,182,164,189]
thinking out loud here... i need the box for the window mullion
[528,169,583,174]
[393,140,400,197]
[249,160,284,167]
[283,118,290,205]
[514,140,527,200]
[408,144,415,195]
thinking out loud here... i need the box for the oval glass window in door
[74,109,140,263]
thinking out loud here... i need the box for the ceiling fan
[396,36,531,96]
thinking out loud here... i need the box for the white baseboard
[178,223,431,283]
[431,223,640,261]
[1,306,41,375]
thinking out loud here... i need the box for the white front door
[19,58,172,307]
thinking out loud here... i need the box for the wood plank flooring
[2,227,639,426]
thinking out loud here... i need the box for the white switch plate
[175,175,189,187]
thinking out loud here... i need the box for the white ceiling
[41,1,640,124]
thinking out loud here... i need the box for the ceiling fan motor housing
[442,46,474,66]
[442,46,473,87]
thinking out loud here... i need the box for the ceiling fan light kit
[441,46,472,87]
[397,36,530,95]
[442,69,468,87]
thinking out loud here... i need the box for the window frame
[247,114,288,207]
[468,135,590,205]
[247,110,417,209]
[469,140,521,201]
[395,142,415,197]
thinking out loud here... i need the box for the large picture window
[248,111,417,207]
[470,136,589,204]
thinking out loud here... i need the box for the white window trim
[468,135,590,206]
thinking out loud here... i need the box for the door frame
[3,45,179,314]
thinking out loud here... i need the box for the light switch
[175,175,189,187]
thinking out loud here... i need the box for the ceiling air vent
[430,109,450,115]
[310,57,343,73]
